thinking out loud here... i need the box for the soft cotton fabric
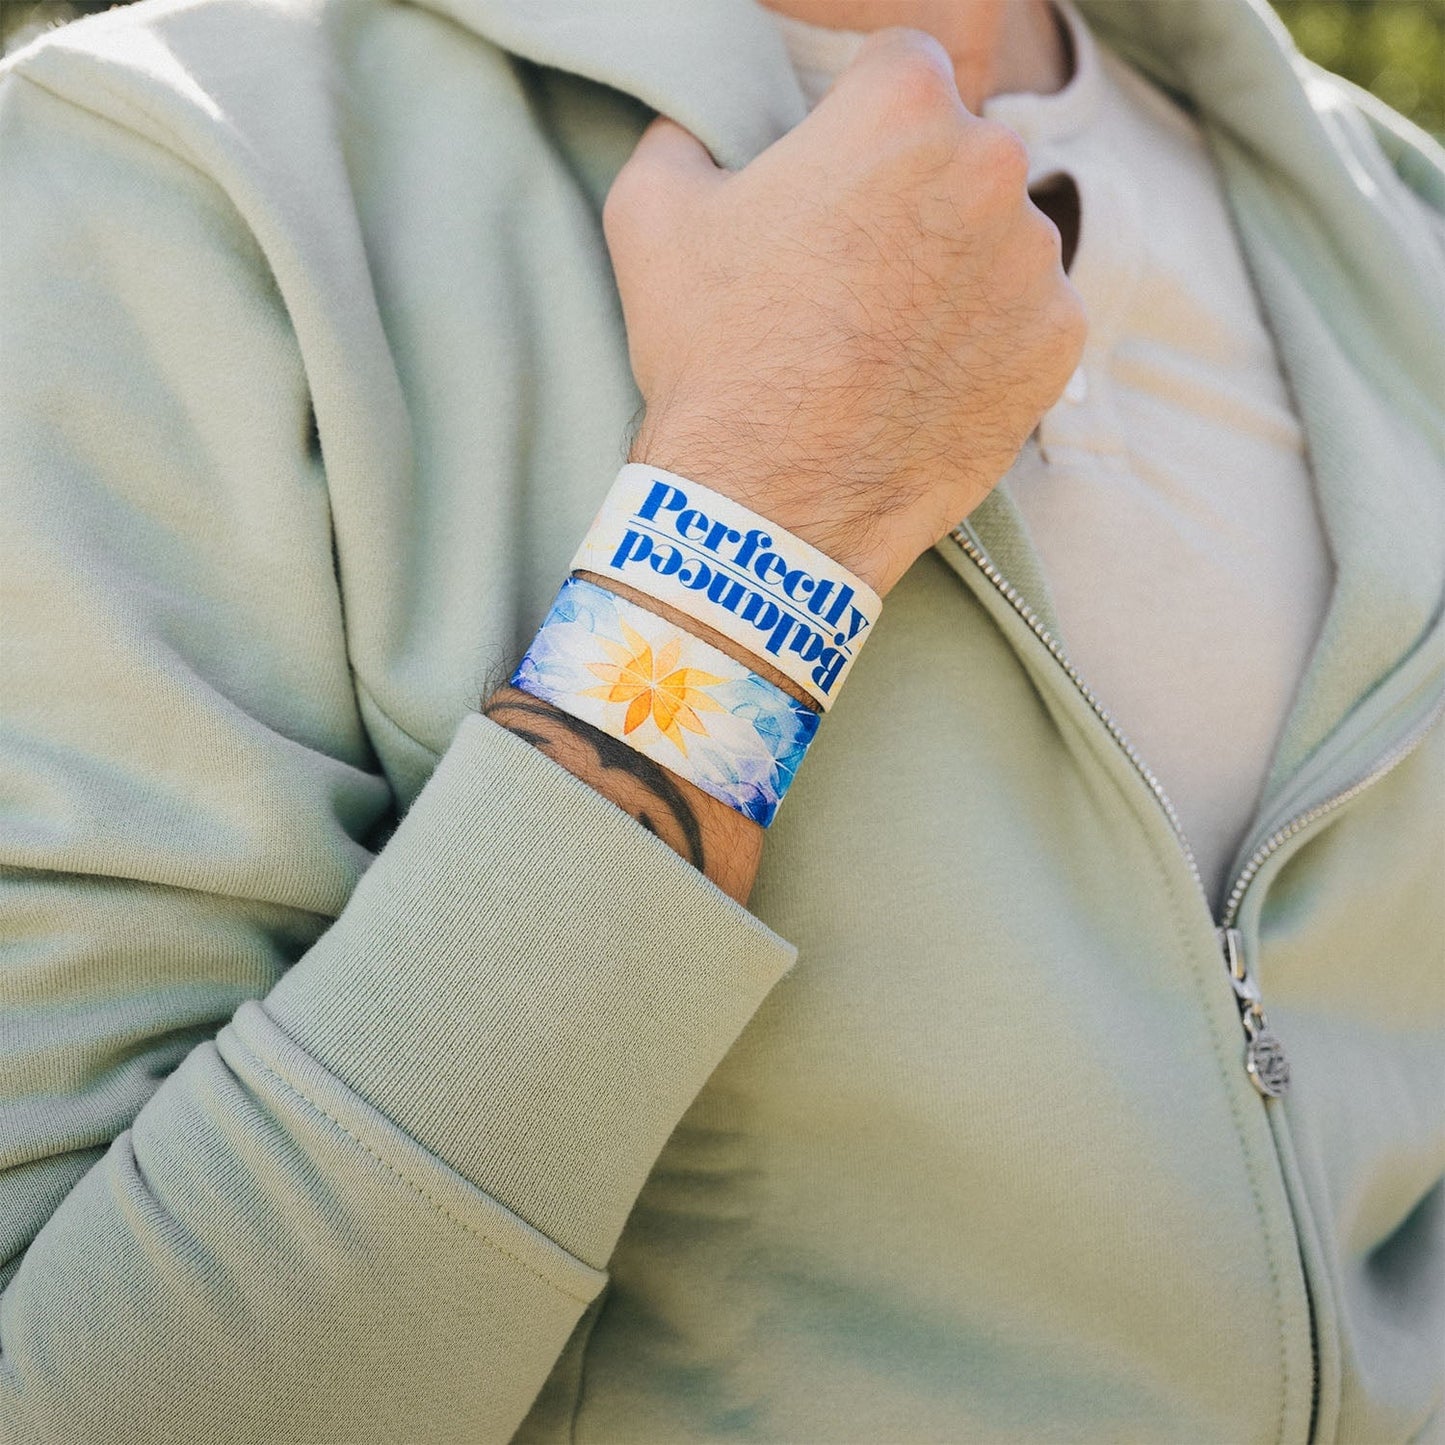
[0,0,1442,1441]
[775,0,1336,912]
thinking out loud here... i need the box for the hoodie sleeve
[0,58,794,1445]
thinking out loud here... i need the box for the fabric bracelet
[511,577,820,827]
[571,463,882,710]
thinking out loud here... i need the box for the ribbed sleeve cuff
[262,713,795,1270]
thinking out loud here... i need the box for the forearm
[483,685,764,904]
[489,17,1085,905]
[483,523,840,902]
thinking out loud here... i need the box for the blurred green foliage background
[1272,0,1444,133]
[2,0,1443,135]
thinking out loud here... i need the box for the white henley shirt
[770,0,1335,911]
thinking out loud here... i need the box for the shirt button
[1063,366,1089,405]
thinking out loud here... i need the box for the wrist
[629,416,914,598]
[580,460,881,712]
[483,684,763,903]
[494,454,881,879]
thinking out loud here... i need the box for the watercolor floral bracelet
[510,577,820,827]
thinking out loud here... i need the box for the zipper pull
[1217,927,1291,1098]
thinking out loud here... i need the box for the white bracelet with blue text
[571,464,883,710]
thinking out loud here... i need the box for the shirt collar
[770,0,1103,144]
[983,2,1104,146]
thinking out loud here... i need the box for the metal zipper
[1216,695,1444,1099]
[1217,923,1293,1099]
[947,525,1444,1100]
[1218,695,1445,930]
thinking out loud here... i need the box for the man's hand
[487,29,1086,900]
[603,27,1086,596]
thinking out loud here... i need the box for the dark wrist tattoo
[482,694,707,872]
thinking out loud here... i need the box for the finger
[820,26,972,123]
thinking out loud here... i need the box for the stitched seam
[567,1287,610,1445]
[240,1042,596,1307]
[7,68,242,199]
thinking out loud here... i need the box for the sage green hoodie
[0,0,1442,1441]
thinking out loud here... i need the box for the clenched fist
[603,27,1086,596]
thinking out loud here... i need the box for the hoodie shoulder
[0,0,514,186]
[0,0,541,275]
[1,0,339,157]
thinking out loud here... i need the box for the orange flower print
[583,620,725,753]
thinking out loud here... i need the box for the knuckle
[1057,276,1087,327]
[968,121,1030,194]
[1050,284,1089,356]
[1024,208,1064,265]
[871,31,959,118]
